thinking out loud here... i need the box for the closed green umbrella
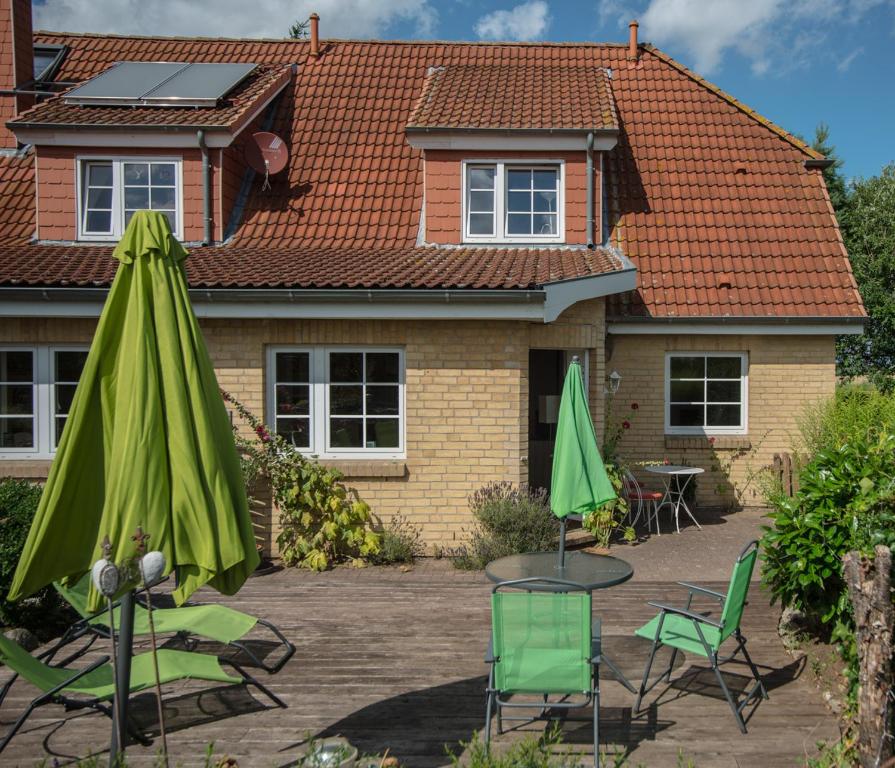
[7,210,259,755]
[550,357,617,565]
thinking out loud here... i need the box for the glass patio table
[485,550,636,692]
[485,550,633,592]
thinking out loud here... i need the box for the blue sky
[33,0,895,179]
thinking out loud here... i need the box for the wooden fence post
[843,545,894,768]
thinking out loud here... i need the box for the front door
[528,349,587,491]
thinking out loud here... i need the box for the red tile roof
[0,243,623,289]
[407,64,618,132]
[9,64,292,131]
[0,32,864,319]
[0,149,34,243]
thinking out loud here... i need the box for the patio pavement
[0,508,839,767]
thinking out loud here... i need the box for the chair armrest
[676,582,726,602]
[647,602,723,628]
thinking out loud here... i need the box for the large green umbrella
[7,210,259,754]
[550,357,617,565]
[9,210,258,608]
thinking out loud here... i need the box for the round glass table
[485,550,634,592]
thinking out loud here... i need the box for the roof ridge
[34,30,628,48]
[641,44,823,161]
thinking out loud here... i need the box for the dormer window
[78,157,182,241]
[462,161,564,244]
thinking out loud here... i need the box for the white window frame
[0,344,89,459]
[76,156,184,241]
[664,352,748,436]
[266,346,406,460]
[461,159,565,244]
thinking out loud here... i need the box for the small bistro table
[485,550,636,691]
[645,464,705,533]
[485,550,633,592]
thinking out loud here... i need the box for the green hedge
[0,478,70,639]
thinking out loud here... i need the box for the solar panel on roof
[64,62,257,108]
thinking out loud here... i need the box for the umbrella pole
[110,589,135,764]
[558,517,566,569]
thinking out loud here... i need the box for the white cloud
[33,0,439,39]
[474,0,551,41]
[605,0,893,75]
[837,45,864,70]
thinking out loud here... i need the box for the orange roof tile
[9,64,292,131]
[0,32,864,318]
[407,63,618,132]
[0,243,623,289]
[0,150,34,243]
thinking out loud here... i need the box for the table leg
[676,474,702,531]
[654,477,674,536]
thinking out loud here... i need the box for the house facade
[0,2,865,553]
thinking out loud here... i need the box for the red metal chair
[622,469,665,535]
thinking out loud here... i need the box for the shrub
[368,514,424,565]
[0,479,70,639]
[797,382,895,458]
[452,482,557,570]
[761,433,895,629]
[224,391,380,571]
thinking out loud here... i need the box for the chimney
[309,13,320,59]
[0,0,34,149]
[628,19,640,61]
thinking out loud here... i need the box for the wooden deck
[0,556,839,767]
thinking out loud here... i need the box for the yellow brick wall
[607,333,836,509]
[0,303,605,552]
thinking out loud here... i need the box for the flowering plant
[223,390,380,571]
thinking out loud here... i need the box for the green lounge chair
[632,540,768,733]
[485,577,603,768]
[0,634,284,753]
[54,576,294,674]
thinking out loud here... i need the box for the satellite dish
[245,131,289,177]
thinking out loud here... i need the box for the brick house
[0,3,865,552]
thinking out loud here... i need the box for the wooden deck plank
[0,559,838,767]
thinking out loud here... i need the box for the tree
[811,123,849,215]
[288,19,309,39]
[836,164,895,386]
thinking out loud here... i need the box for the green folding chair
[632,540,768,733]
[485,577,603,768]
[0,634,284,753]
[53,575,294,673]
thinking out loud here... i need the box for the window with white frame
[79,158,181,240]
[463,161,563,243]
[268,347,404,458]
[665,353,747,434]
[0,346,89,457]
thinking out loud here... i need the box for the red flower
[622,420,631,430]
[663,457,670,465]
[255,425,271,443]
[708,436,716,445]
[631,402,639,410]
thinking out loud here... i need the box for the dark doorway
[528,349,565,491]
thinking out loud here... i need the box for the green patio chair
[485,577,603,768]
[53,575,294,673]
[0,634,284,753]
[632,540,768,733]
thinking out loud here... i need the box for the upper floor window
[267,346,405,459]
[78,158,182,241]
[0,346,89,458]
[463,161,564,244]
[665,353,748,435]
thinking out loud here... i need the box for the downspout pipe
[197,129,212,245]
[586,131,595,249]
